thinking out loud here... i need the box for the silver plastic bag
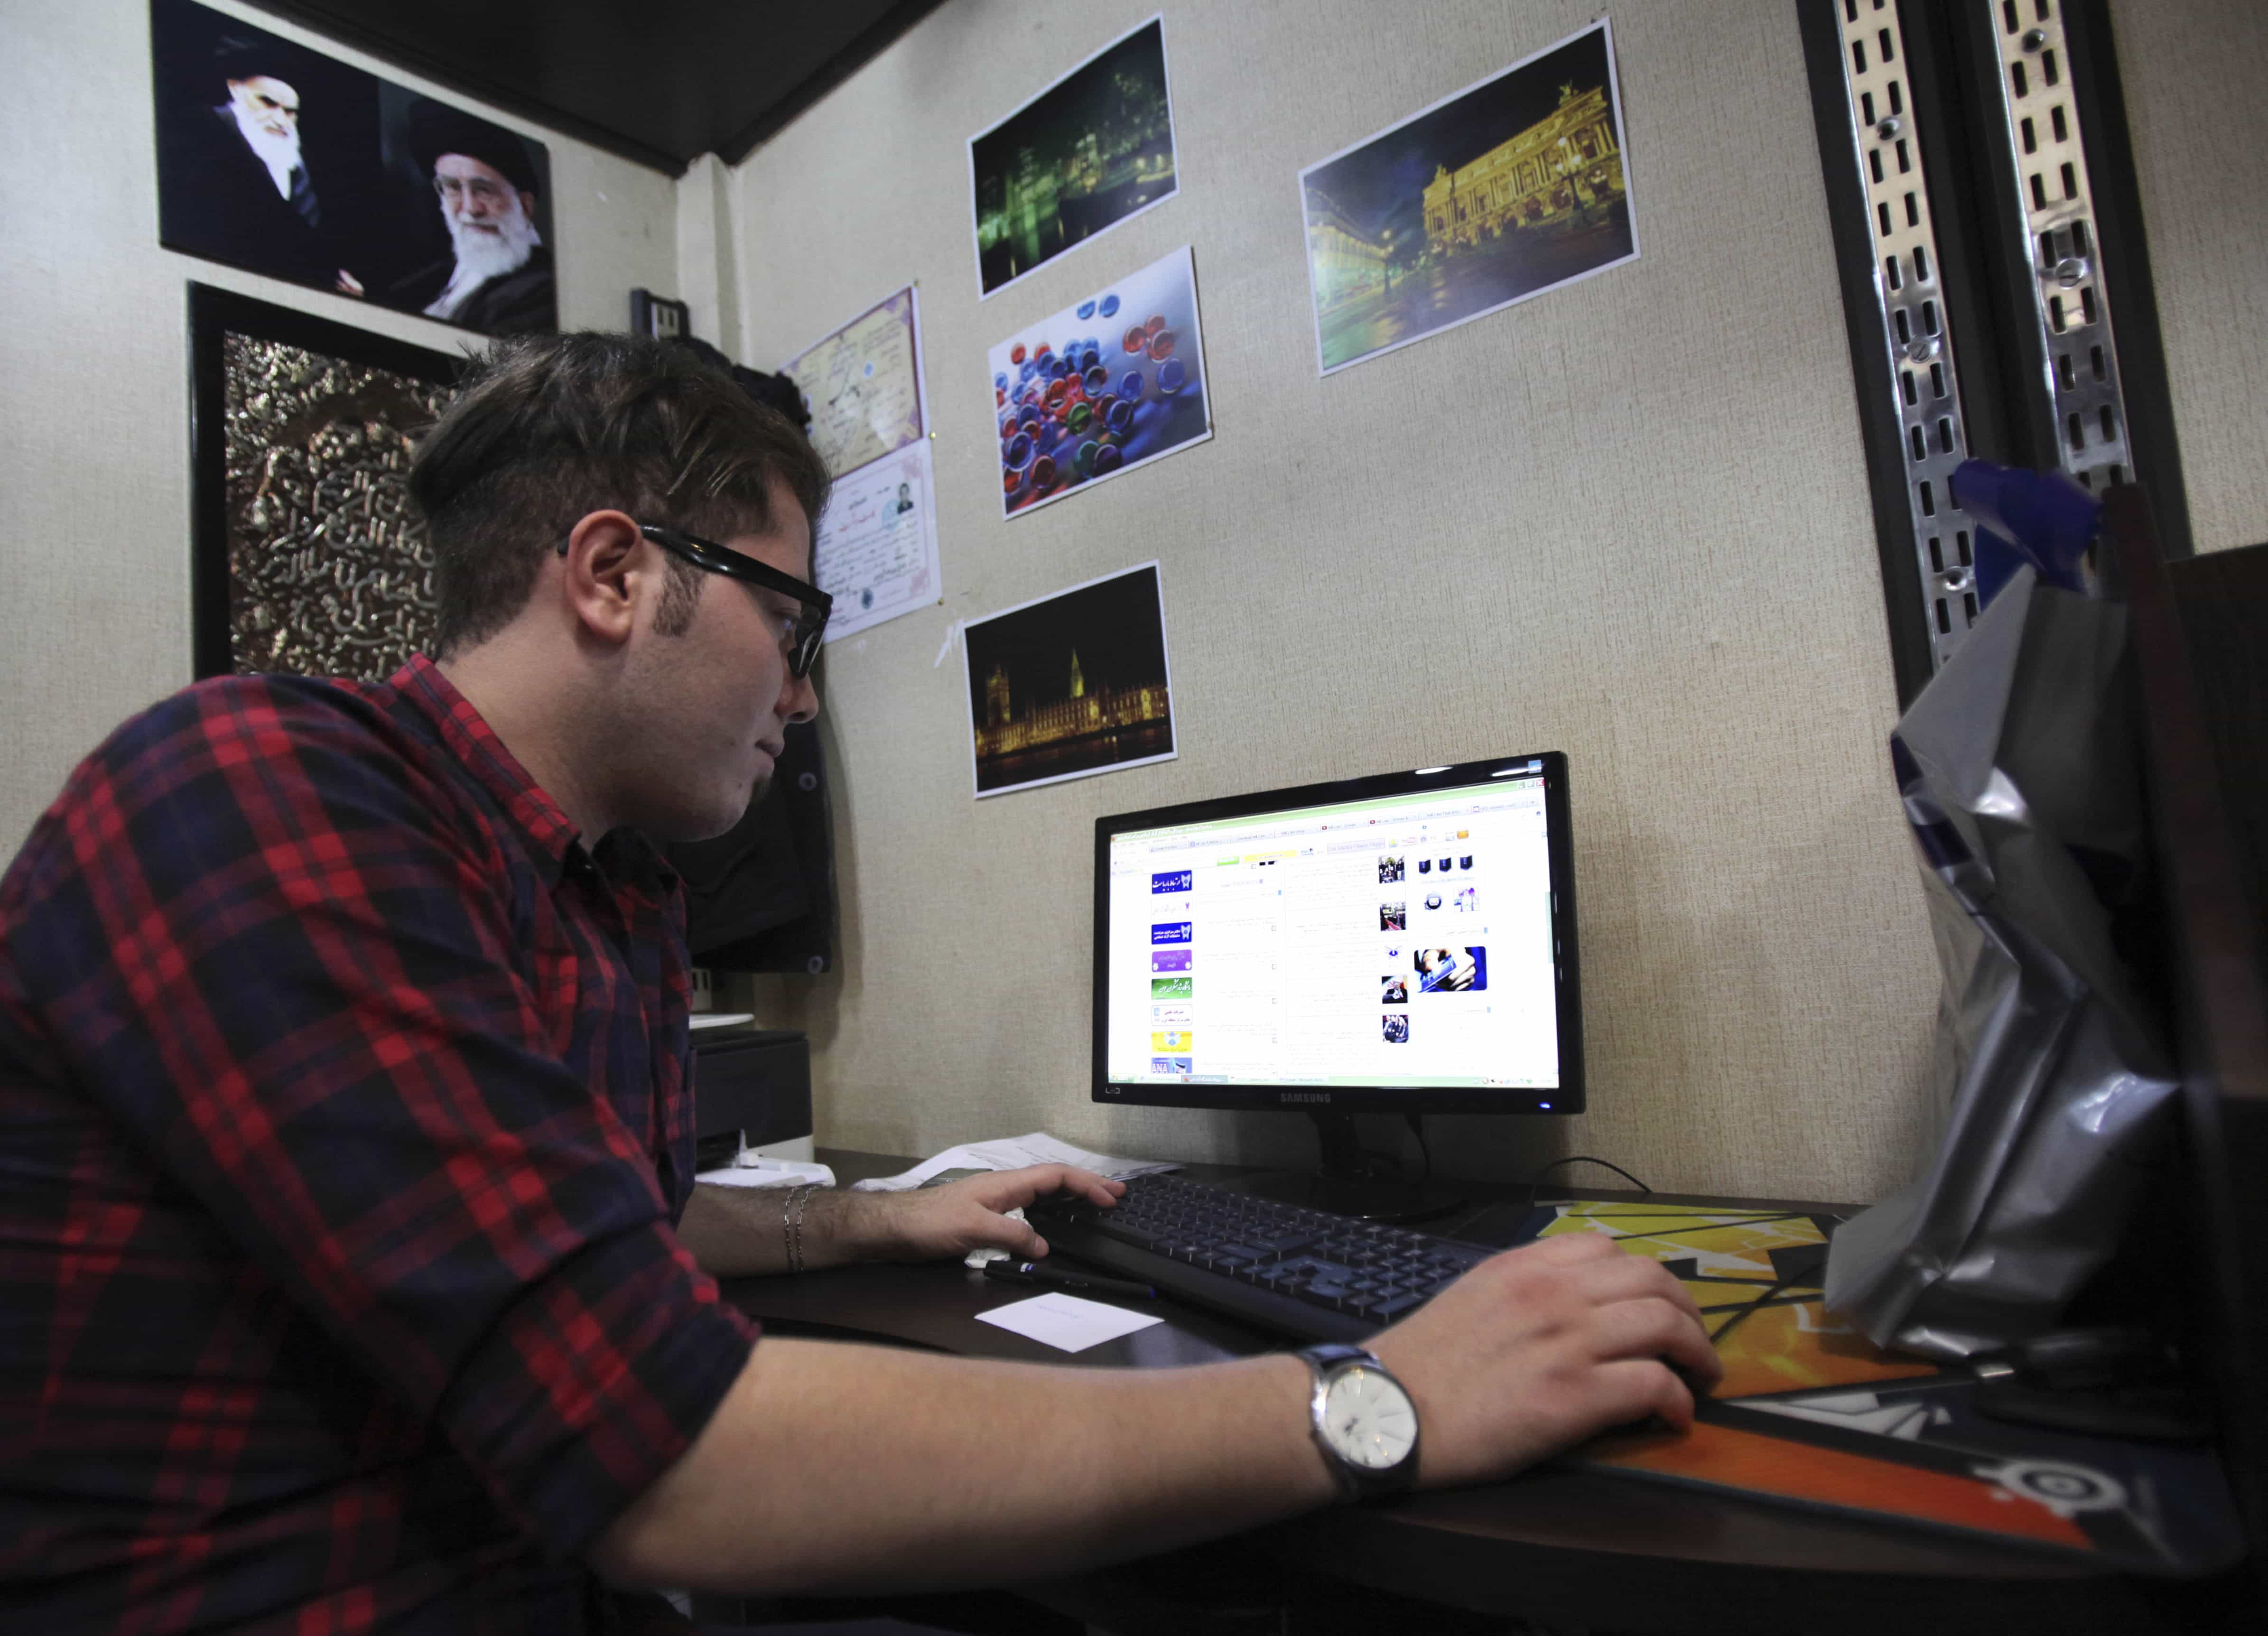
[1823,567,2179,1360]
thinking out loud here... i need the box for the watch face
[1322,1365,1417,1470]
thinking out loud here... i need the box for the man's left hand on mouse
[862,1164,1125,1263]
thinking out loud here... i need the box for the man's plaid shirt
[0,656,756,1632]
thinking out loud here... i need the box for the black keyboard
[1023,1172,1498,1343]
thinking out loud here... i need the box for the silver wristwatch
[1298,1343,1420,1502]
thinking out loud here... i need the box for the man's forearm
[608,1207,1728,1597]
[677,1183,884,1277]
[593,1338,1334,1595]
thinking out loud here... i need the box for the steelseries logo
[1280,1092,1331,1104]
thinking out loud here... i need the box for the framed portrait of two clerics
[150,0,557,335]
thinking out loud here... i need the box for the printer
[691,1026,813,1174]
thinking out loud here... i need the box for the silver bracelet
[783,1184,818,1273]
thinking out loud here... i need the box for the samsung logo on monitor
[1150,869,1192,893]
[1279,1091,1331,1104]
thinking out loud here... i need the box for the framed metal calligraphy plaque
[189,283,462,681]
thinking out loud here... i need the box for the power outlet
[630,288,688,340]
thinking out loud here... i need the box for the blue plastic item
[1948,460,2101,604]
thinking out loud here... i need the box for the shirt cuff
[441,1221,758,1560]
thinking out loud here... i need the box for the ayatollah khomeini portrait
[156,31,371,298]
[389,99,556,335]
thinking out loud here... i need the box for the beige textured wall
[0,0,679,853]
[727,0,1945,1203]
[2109,0,2268,555]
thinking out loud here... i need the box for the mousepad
[1520,1201,2244,1576]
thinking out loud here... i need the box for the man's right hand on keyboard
[598,1201,1723,1597]
[1368,1228,1723,1488]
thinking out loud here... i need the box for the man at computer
[0,334,1719,1629]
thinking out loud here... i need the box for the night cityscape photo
[1301,22,1635,373]
[963,564,1176,797]
[971,18,1178,296]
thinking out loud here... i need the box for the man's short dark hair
[410,332,831,658]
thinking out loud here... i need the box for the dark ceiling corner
[237,0,952,179]
[238,0,688,174]
[716,0,947,165]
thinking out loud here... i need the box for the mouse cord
[1701,1270,1806,1347]
[1519,1154,1652,1218]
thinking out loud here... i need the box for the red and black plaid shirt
[0,656,756,1633]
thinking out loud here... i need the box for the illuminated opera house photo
[1300,21,1635,373]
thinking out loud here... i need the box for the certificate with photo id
[813,440,939,644]
[781,285,942,643]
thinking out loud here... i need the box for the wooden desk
[711,1151,2245,1635]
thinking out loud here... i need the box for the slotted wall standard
[1830,0,1982,671]
[1985,0,2138,497]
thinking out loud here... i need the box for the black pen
[983,1260,1158,1301]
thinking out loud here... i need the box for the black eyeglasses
[560,521,832,677]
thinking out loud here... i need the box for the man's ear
[519,192,539,225]
[558,510,649,647]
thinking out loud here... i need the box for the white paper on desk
[975,1292,1164,1353]
[847,1131,1179,1192]
[694,1160,837,1189]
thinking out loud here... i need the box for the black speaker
[659,333,831,972]
[669,719,836,974]
[666,334,810,430]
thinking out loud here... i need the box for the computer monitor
[1093,752,1581,1219]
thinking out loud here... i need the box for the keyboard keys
[1249,1231,1319,1255]
[1027,1172,1497,1339]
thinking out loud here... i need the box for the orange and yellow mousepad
[1518,1202,2243,1575]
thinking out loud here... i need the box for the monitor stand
[1242,1110,1465,1225]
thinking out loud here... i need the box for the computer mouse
[1601,1358,1715,1438]
[1024,1188,1093,1221]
